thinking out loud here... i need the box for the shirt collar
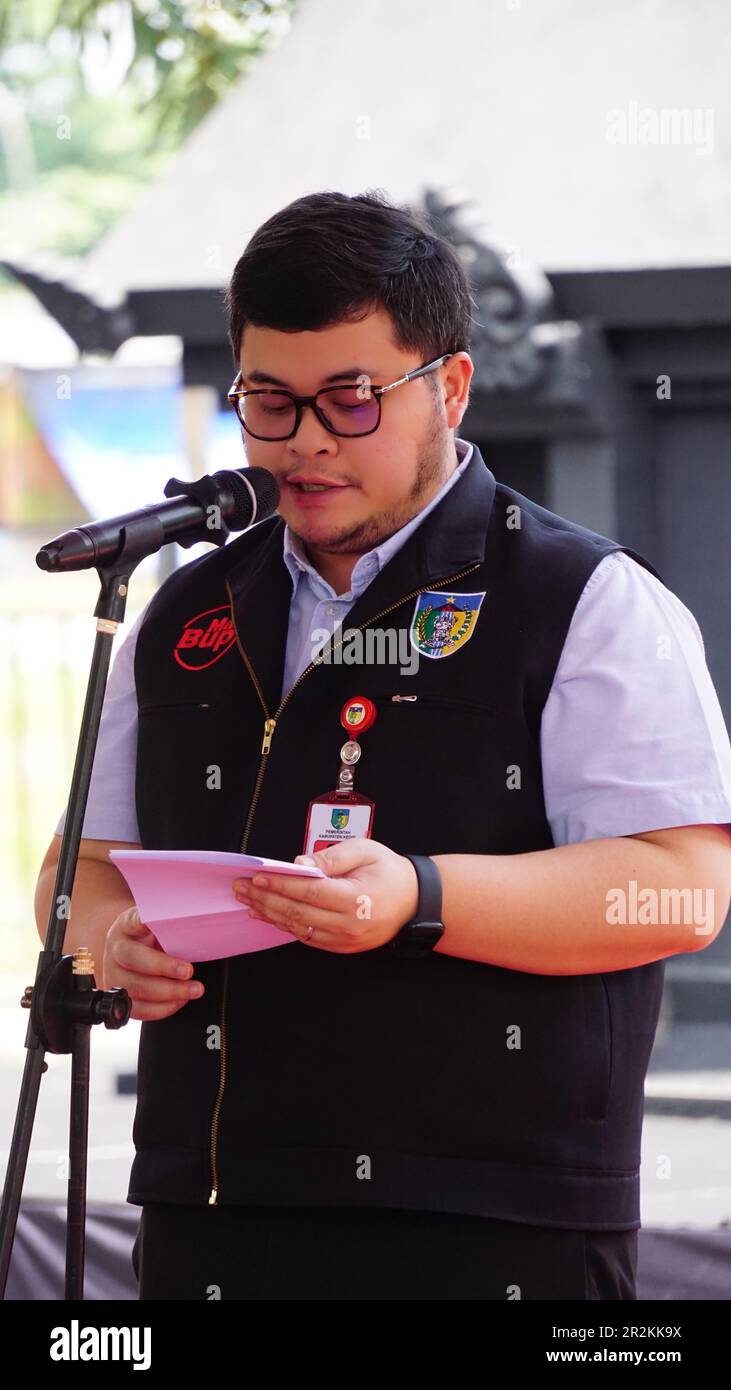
[282,436,474,601]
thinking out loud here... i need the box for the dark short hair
[224,188,473,374]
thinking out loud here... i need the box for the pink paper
[108,848,324,962]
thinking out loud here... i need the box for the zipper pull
[392,694,418,702]
[209,1187,218,1205]
[261,717,276,753]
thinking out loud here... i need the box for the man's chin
[284,511,369,553]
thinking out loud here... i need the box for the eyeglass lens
[236,386,380,438]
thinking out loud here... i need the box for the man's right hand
[103,907,205,1021]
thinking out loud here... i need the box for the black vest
[128,443,665,1230]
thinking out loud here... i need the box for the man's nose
[286,402,339,451]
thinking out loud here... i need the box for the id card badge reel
[302,696,377,856]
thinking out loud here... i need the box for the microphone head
[35,530,96,572]
[36,545,59,572]
[226,466,280,527]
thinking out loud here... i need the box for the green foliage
[4,0,296,141]
[0,0,295,256]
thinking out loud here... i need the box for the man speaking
[36,189,731,1300]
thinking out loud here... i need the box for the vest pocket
[582,974,613,1120]
[138,702,213,713]
[373,693,492,716]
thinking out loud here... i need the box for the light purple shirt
[55,437,731,848]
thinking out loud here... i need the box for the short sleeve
[541,551,731,846]
[54,603,149,844]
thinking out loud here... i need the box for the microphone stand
[0,513,168,1300]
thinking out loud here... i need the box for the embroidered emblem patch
[174,604,237,670]
[409,590,486,659]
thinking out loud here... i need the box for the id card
[302,792,375,856]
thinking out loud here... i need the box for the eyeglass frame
[226,352,454,440]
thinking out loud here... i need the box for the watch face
[392,922,444,956]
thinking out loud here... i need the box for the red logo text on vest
[174,605,237,670]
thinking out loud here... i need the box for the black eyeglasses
[227,354,453,440]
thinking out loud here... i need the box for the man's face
[237,306,472,558]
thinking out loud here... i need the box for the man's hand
[232,838,420,953]
[103,906,205,1020]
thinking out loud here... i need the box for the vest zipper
[207,561,481,1204]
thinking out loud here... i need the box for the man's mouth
[285,476,351,493]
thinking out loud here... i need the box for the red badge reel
[302,696,377,855]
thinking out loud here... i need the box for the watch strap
[387,854,444,956]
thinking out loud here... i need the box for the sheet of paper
[108,848,325,962]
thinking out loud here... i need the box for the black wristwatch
[387,854,445,958]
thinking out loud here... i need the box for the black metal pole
[66,971,93,1300]
[0,516,163,1299]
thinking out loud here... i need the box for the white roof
[84,0,731,292]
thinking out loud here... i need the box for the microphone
[35,466,280,573]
